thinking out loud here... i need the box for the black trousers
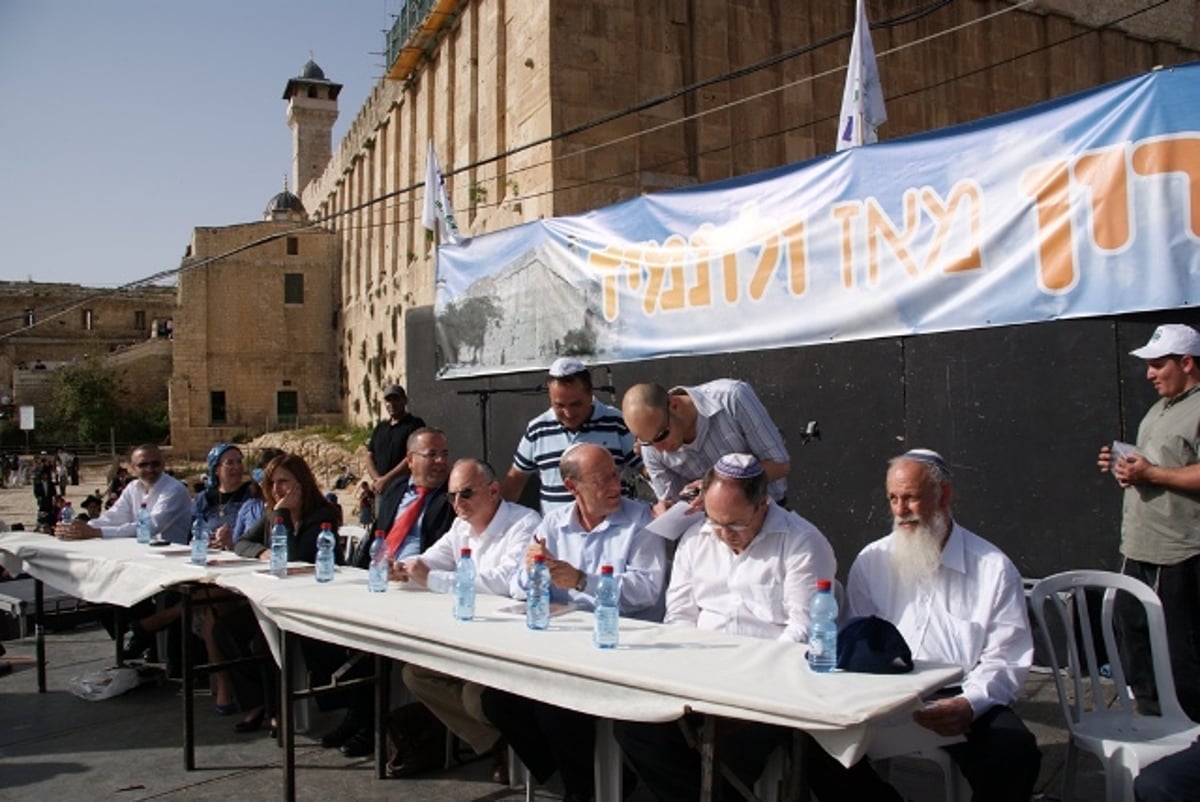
[614,716,789,802]
[480,688,596,798]
[1117,556,1200,721]
[805,705,1041,802]
[1135,736,1200,802]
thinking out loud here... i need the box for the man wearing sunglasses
[54,443,191,544]
[396,458,541,781]
[502,357,640,513]
[622,379,790,515]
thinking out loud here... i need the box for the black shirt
[367,412,426,478]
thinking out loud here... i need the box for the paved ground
[0,461,1111,801]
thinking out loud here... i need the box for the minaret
[282,59,342,194]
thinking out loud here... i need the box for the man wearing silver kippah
[1097,323,1200,722]
[615,453,836,801]
[810,449,1039,802]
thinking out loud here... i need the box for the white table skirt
[1,533,963,766]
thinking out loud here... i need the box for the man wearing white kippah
[810,449,1039,802]
[615,453,836,801]
[1097,323,1200,722]
[502,357,641,514]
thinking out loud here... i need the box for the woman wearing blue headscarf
[192,444,252,551]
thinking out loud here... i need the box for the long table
[2,532,964,800]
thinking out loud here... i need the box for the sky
[0,0,402,288]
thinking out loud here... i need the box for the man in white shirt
[616,453,836,801]
[819,449,1040,802]
[482,443,666,802]
[54,444,191,544]
[395,458,540,781]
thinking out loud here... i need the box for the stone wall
[302,0,1199,426]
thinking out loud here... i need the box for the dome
[300,59,326,81]
[264,190,306,221]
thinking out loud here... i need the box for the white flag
[836,0,887,151]
[422,139,462,244]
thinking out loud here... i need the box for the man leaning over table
[614,453,836,801]
[480,442,666,802]
[54,443,190,543]
[809,449,1040,802]
[393,457,541,782]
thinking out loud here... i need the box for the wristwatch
[574,570,588,592]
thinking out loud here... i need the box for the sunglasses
[136,460,163,468]
[635,415,672,448]
[447,486,479,502]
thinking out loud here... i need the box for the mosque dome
[300,59,326,81]
[265,185,307,221]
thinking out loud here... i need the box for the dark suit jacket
[351,480,453,568]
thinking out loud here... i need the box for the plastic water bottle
[269,516,289,578]
[367,531,389,592]
[315,522,336,583]
[190,518,210,566]
[593,564,618,649]
[527,554,551,630]
[136,502,152,544]
[808,578,838,673]
[59,502,75,524]
[454,547,476,621]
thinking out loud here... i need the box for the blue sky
[0,1,398,287]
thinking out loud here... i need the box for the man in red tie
[322,427,456,757]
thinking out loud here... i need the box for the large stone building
[0,281,176,427]
[283,0,1200,426]
[167,188,341,458]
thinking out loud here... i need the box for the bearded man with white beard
[826,449,1042,802]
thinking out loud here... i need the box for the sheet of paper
[644,501,705,541]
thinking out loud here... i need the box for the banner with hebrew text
[435,63,1200,379]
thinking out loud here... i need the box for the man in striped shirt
[501,357,641,514]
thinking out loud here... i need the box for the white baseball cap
[1130,324,1200,359]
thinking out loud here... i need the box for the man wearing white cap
[366,383,426,497]
[814,449,1039,802]
[1097,323,1200,720]
[615,453,836,801]
[501,357,640,514]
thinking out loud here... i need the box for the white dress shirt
[511,497,666,618]
[846,521,1033,717]
[666,502,836,643]
[90,473,193,544]
[417,500,542,595]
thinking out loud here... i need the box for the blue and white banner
[435,63,1200,379]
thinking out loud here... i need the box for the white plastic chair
[867,717,970,802]
[1029,570,1200,802]
[337,525,367,563]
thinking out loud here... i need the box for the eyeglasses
[447,486,479,502]
[412,449,450,461]
[707,519,754,535]
[635,412,672,448]
[136,460,163,469]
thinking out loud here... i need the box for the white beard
[890,509,951,585]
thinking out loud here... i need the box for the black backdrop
[402,306,1200,583]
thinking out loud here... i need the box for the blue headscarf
[206,443,239,489]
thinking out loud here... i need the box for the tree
[49,359,124,444]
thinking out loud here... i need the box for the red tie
[385,485,430,557]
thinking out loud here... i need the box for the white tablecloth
[1,533,963,765]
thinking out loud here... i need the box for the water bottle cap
[374,531,385,540]
[320,522,332,530]
[600,564,614,575]
[816,578,832,591]
[533,553,546,563]
[460,547,471,557]
[274,516,284,524]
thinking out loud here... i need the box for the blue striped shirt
[511,398,642,513]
